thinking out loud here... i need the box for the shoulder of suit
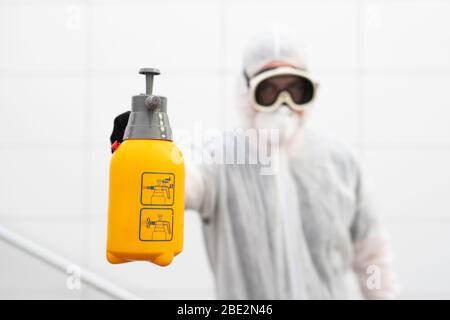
[301,129,361,171]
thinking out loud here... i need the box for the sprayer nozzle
[125,67,171,141]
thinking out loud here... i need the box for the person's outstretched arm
[350,158,399,299]
[180,148,219,222]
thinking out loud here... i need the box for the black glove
[110,111,130,153]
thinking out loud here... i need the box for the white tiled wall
[0,0,449,299]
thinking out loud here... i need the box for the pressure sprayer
[106,68,184,267]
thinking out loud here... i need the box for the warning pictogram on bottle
[140,172,175,206]
[139,208,173,241]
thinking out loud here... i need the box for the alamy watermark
[66,264,81,290]
[172,122,281,176]
[366,264,382,291]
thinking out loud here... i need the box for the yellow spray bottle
[106,68,184,266]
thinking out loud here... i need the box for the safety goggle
[247,66,318,112]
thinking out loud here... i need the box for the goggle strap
[243,70,250,88]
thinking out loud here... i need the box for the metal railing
[0,224,140,300]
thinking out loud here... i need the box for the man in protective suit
[110,29,397,299]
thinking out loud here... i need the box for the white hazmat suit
[184,29,397,299]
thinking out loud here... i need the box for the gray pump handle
[139,68,160,95]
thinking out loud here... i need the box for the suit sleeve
[184,141,220,224]
[350,157,399,299]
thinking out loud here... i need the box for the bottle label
[139,172,175,242]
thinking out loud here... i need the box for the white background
[1,0,450,299]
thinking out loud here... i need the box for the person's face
[255,61,305,117]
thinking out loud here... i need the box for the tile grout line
[0,0,444,6]
[81,1,93,299]
[2,213,450,224]
[218,0,227,129]
[355,0,366,157]
[3,68,450,77]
